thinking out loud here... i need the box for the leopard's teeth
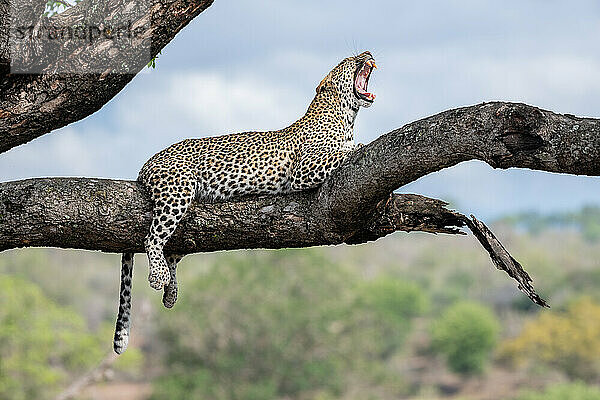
[366,59,377,69]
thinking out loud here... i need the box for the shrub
[499,297,600,381]
[430,301,499,374]
[0,275,104,400]
[357,278,428,358]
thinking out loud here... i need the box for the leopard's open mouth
[354,58,377,102]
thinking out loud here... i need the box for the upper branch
[0,0,214,153]
[320,102,600,231]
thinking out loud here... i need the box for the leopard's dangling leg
[145,172,196,290]
[114,252,134,354]
[162,253,184,308]
[113,252,185,354]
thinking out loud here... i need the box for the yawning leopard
[113,51,377,354]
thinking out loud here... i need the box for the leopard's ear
[316,71,333,94]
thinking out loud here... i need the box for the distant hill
[496,205,600,241]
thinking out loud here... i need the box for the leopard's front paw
[148,264,171,290]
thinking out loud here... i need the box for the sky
[1,0,599,220]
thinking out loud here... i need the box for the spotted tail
[113,252,134,354]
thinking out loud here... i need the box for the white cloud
[0,69,310,180]
[116,70,308,151]
[364,48,600,142]
[167,72,304,133]
[0,128,95,180]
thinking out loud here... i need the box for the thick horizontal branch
[0,178,465,253]
[0,177,549,306]
[0,0,214,153]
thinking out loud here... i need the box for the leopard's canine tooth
[367,59,377,69]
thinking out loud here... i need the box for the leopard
[113,51,377,354]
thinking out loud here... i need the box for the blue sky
[1,0,599,219]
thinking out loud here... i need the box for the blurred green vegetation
[151,251,426,400]
[513,382,600,400]
[1,207,600,399]
[500,297,600,381]
[430,302,499,375]
[0,275,103,400]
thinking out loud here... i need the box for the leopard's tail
[113,252,134,354]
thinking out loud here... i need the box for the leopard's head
[316,51,377,109]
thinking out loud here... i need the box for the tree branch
[0,178,466,253]
[0,178,549,306]
[320,102,600,232]
[55,351,119,400]
[0,0,214,153]
[3,102,597,306]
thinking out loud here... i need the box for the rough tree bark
[0,0,214,152]
[2,102,599,306]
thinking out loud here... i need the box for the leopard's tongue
[355,64,375,100]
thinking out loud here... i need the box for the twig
[55,351,119,400]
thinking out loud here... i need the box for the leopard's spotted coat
[113,51,376,354]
